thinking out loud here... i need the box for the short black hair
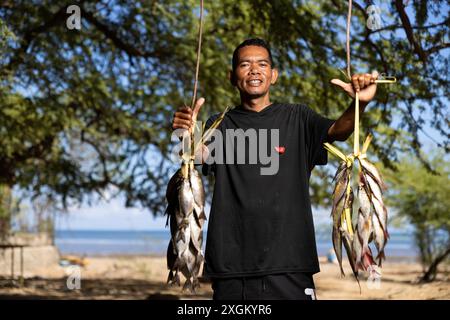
[232,38,274,71]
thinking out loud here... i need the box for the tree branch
[394,0,427,65]
[2,5,68,74]
[425,43,450,55]
[369,19,449,35]
[82,8,166,59]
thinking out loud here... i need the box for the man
[171,38,378,300]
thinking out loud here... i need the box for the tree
[385,151,450,282]
[0,1,448,217]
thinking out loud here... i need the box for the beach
[0,255,448,300]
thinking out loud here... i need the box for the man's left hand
[330,71,378,103]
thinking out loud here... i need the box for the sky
[56,197,167,231]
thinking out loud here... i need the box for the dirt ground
[0,256,448,300]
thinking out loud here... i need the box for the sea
[54,228,419,259]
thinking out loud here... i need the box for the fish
[341,227,361,292]
[352,224,363,269]
[371,209,386,266]
[332,200,345,277]
[359,158,387,190]
[326,136,390,288]
[165,161,206,293]
[330,161,352,277]
[357,176,373,261]
[361,169,389,265]
[356,210,375,271]
[189,165,207,223]
[179,178,195,220]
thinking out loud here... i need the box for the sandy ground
[0,255,448,300]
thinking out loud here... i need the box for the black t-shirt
[200,102,335,278]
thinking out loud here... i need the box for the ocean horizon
[54,228,419,259]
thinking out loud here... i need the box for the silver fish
[359,158,387,190]
[341,227,361,291]
[331,162,351,276]
[365,172,388,239]
[357,177,373,258]
[165,162,206,293]
[179,178,195,219]
[189,166,207,226]
[372,210,386,265]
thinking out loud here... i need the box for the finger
[364,74,371,87]
[192,97,205,121]
[330,78,348,88]
[172,119,190,130]
[174,111,192,121]
[173,119,192,129]
[352,74,360,92]
[358,75,365,91]
[174,117,192,126]
[370,70,379,83]
[178,106,192,114]
[331,78,354,94]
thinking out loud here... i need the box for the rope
[190,0,204,110]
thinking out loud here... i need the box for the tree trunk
[420,246,450,282]
[0,185,12,242]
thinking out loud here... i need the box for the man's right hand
[171,97,205,132]
[171,97,208,164]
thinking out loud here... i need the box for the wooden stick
[374,79,396,83]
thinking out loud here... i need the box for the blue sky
[56,197,168,230]
[56,197,211,231]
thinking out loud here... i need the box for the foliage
[385,151,450,281]
[0,1,448,214]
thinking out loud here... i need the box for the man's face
[231,45,278,98]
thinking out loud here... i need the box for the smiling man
[171,38,378,300]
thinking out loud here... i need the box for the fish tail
[356,277,362,294]
[332,228,345,277]
[362,246,376,271]
[342,231,360,286]
[190,228,202,252]
[198,210,207,221]
[165,210,170,227]
[182,278,194,293]
[192,277,200,292]
[167,270,181,287]
[376,250,386,267]
[166,270,173,284]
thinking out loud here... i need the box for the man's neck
[240,94,272,112]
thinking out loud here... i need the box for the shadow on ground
[0,277,213,300]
